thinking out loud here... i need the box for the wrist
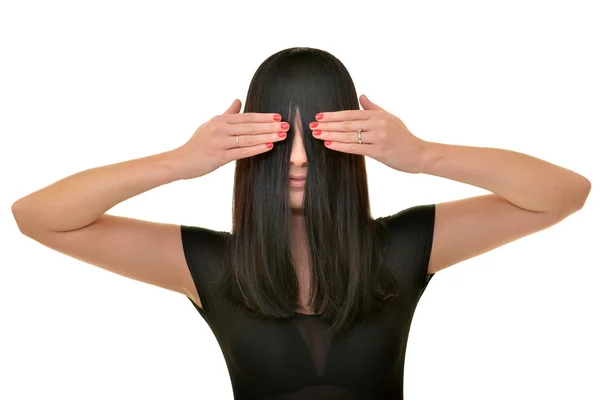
[415,139,440,174]
[155,149,187,182]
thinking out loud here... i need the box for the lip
[289,175,306,179]
[289,177,306,188]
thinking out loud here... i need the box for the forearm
[418,141,591,213]
[12,150,182,232]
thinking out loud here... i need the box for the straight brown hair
[216,47,401,336]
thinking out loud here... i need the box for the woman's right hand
[169,99,289,180]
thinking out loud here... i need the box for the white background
[2,1,598,399]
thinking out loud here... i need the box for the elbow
[11,200,25,222]
[549,178,592,217]
[11,201,35,235]
[576,177,592,209]
[563,178,592,215]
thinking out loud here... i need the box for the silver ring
[236,135,239,148]
[357,129,362,144]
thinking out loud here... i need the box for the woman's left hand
[310,94,429,174]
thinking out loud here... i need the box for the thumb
[223,99,242,115]
[359,94,385,111]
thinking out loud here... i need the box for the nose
[290,128,307,168]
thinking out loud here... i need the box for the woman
[12,47,591,399]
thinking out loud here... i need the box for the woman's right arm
[10,100,287,306]
[10,149,205,305]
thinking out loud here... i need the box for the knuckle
[211,118,223,129]
[241,135,253,146]
[215,121,226,134]
[206,122,216,134]
[245,124,256,135]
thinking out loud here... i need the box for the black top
[181,204,436,400]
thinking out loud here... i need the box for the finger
[227,121,290,136]
[309,120,373,132]
[223,99,242,115]
[312,129,373,144]
[225,141,278,162]
[224,112,282,124]
[359,94,386,111]
[323,140,374,157]
[234,131,288,148]
[314,109,376,122]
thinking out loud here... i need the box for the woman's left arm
[418,141,591,214]
[312,94,592,274]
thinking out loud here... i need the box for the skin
[288,112,313,311]
[289,112,307,217]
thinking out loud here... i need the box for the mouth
[289,177,306,187]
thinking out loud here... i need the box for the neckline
[294,312,321,317]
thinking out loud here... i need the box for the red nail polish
[324,140,332,146]
[266,143,273,149]
[273,114,281,121]
[281,122,289,130]
[313,130,321,136]
[316,113,324,121]
[309,122,318,129]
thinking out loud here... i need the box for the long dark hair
[217,47,401,336]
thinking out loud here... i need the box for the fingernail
[309,122,318,129]
[316,113,324,121]
[281,122,289,130]
[273,114,282,121]
[313,130,321,136]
